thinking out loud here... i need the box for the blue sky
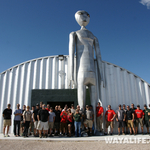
[0,0,150,83]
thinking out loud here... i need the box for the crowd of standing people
[2,102,150,138]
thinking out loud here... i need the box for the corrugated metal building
[0,55,150,133]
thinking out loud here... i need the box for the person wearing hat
[33,103,40,136]
[134,105,144,134]
[116,104,126,135]
[143,104,150,134]
[3,104,12,137]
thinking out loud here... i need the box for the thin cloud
[139,0,150,9]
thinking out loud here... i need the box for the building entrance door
[31,89,78,108]
[31,89,90,108]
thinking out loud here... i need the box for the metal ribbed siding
[101,63,150,133]
[0,55,150,133]
[0,56,71,133]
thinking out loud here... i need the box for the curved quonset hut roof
[0,55,150,133]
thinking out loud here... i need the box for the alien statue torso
[75,28,96,74]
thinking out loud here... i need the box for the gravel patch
[0,140,150,150]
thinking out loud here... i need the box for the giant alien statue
[69,10,104,131]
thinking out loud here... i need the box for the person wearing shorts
[83,105,94,136]
[33,103,40,136]
[3,104,12,137]
[60,106,68,136]
[96,102,104,132]
[48,107,55,137]
[116,104,126,135]
[143,104,150,134]
[105,105,116,135]
[126,105,136,135]
[37,104,49,138]
[54,105,61,135]
[135,105,144,134]
[130,103,136,127]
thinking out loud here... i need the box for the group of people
[2,102,150,138]
[104,103,150,135]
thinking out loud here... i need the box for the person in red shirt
[96,102,104,132]
[67,109,73,137]
[46,104,50,112]
[60,106,68,136]
[104,105,116,135]
[135,105,144,134]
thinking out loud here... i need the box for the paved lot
[0,134,150,150]
[0,140,150,150]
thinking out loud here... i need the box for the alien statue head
[75,10,90,27]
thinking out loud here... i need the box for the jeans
[23,121,30,136]
[14,120,20,135]
[74,121,81,137]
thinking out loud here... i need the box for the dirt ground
[0,140,150,150]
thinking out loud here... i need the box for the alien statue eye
[87,14,90,17]
[78,12,83,15]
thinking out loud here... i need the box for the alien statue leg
[89,84,98,133]
[77,75,86,110]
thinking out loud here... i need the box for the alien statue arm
[94,37,105,87]
[69,32,76,82]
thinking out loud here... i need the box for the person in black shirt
[126,105,136,135]
[130,103,136,112]
[3,104,12,137]
[37,104,49,138]
[130,103,136,127]
[53,105,61,135]
[143,104,150,134]
[33,103,40,136]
